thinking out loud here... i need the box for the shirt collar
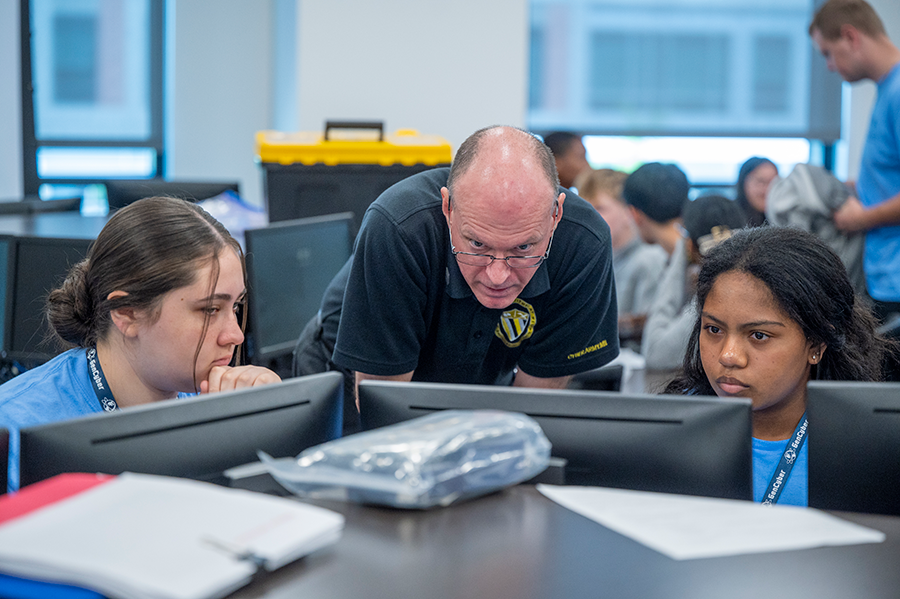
[879,61,900,87]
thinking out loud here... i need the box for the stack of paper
[0,472,344,599]
[537,484,885,560]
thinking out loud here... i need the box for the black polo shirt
[329,168,618,384]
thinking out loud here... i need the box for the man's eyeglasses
[449,226,555,269]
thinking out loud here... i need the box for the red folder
[0,472,112,525]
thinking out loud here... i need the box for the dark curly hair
[665,226,890,395]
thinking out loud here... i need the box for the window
[21,0,164,198]
[529,0,840,140]
[581,135,811,186]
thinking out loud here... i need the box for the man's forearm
[861,191,900,229]
[513,369,572,389]
[354,370,415,409]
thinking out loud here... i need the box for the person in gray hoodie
[642,195,747,370]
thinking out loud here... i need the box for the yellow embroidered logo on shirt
[495,298,536,348]
[567,340,608,360]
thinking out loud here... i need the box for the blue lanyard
[761,412,808,506]
[86,347,119,412]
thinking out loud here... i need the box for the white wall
[271,0,299,132]
[295,0,530,152]
[3,0,899,199]
[0,0,23,200]
[166,0,273,208]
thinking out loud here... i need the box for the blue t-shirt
[857,62,900,302]
[0,349,102,492]
[0,348,194,492]
[752,436,808,507]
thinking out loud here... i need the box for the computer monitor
[244,213,353,364]
[104,180,240,210]
[0,237,12,360]
[0,428,7,495]
[358,381,753,500]
[807,380,900,515]
[5,236,94,363]
[0,197,81,215]
[18,372,343,488]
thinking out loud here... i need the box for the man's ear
[553,192,565,226]
[840,23,861,48]
[441,186,452,223]
[107,290,140,338]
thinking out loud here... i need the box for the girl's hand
[200,365,281,394]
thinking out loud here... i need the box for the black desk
[231,485,900,599]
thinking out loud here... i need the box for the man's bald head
[446,126,560,204]
[440,126,565,310]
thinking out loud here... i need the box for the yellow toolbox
[256,121,452,231]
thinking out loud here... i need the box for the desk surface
[231,485,900,599]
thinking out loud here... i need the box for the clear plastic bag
[260,410,551,508]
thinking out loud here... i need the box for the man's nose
[484,257,511,282]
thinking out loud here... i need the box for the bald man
[298,126,618,433]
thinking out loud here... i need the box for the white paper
[0,473,345,599]
[537,484,885,560]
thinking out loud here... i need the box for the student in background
[622,162,689,257]
[766,163,867,295]
[810,0,900,322]
[0,197,281,491]
[642,195,746,370]
[574,168,667,346]
[665,227,889,506]
[735,157,778,227]
[543,132,591,190]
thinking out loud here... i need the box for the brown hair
[573,168,628,208]
[46,196,246,389]
[810,0,887,40]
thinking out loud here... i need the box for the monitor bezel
[6,235,94,363]
[19,371,343,487]
[244,212,354,362]
[807,380,900,515]
[0,427,8,494]
[0,235,14,358]
[358,380,753,500]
